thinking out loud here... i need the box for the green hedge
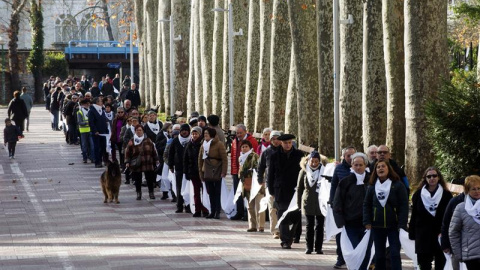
[43,52,68,79]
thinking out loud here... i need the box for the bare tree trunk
[339,0,363,150]
[211,0,224,116]
[362,0,387,151]
[7,0,28,96]
[231,0,249,124]
[478,33,480,82]
[244,0,260,132]
[269,0,290,131]
[383,0,405,164]
[101,0,115,41]
[288,0,319,146]
[221,0,230,128]
[172,0,190,113]
[317,0,334,156]
[405,0,448,186]
[142,1,150,109]
[200,0,214,116]
[156,1,164,112]
[134,0,145,106]
[194,0,204,114]
[186,1,196,116]
[145,0,158,108]
[160,1,171,115]
[254,0,272,133]
[284,46,297,135]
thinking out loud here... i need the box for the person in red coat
[230,124,258,220]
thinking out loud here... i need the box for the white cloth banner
[439,236,467,270]
[221,179,237,219]
[325,205,342,242]
[202,181,211,213]
[160,164,171,192]
[180,174,191,207]
[340,228,374,270]
[259,188,271,213]
[275,190,299,229]
[249,170,261,203]
[233,181,244,204]
[319,177,331,217]
[169,170,177,194]
[400,229,419,269]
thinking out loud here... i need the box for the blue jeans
[372,227,401,270]
[345,224,373,270]
[92,134,106,165]
[51,110,59,129]
[80,132,95,161]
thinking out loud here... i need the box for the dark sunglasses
[377,151,389,155]
[426,174,438,179]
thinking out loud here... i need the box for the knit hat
[198,115,207,123]
[189,118,198,126]
[180,123,191,133]
[191,126,202,135]
[309,151,321,160]
[207,114,220,126]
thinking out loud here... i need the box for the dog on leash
[101,160,122,203]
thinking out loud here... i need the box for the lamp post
[158,16,182,114]
[212,3,243,128]
[0,36,6,104]
[333,0,353,161]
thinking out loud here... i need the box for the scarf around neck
[92,104,103,115]
[306,164,321,188]
[105,111,113,121]
[421,184,443,216]
[133,134,145,146]
[375,178,392,207]
[202,139,212,159]
[239,149,253,167]
[179,134,191,147]
[465,194,480,225]
[147,121,160,135]
[352,170,366,185]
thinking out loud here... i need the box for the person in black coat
[88,97,109,168]
[89,82,101,98]
[267,134,304,249]
[441,192,466,270]
[7,91,28,132]
[50,87,63,130]
[64,95,79,144]
[125,83,141,108]
[101,78,115,97]
[409,167,452,270]
[144,111,163,142]
[155,123,172,199]
[4,118,23,159]
[183,126,208,217]
[168,124,191,213]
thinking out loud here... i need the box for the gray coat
[449,201,480,261]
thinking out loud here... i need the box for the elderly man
[366,145,377,164]
[330,146,356,269]
[267,134,304,249]
[230,124,259,220]
[257,130,282,239]
[20,87,33,132]
[123,99,132,115]
[369,145,409,194]
[126,83,141,108]
[88,97,109,168]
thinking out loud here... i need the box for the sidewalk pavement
[0,106,414,269]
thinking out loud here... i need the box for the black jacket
[7,98,28,122]
[333,172,370,228]
[363,180,409,229]
[155,131,169,162]
[408,186,452,253]
[64,101,77,125]
[441,192,465,251]
[87,106,109,134]
[101,82,115,97]
[144,121,163,142]
[89,87,101,98]
[168,136,188,172]
[183,138,202,180]
[329,159,352,203]
[126,90,141,108]
[50,91,62,111]
[4,125,22,143]
[267,148,304,207]
[257,145,279,184]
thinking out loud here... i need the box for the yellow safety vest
[77,109,90,133]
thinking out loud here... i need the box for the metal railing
[65,40,138,59]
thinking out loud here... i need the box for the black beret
[277,134,295,141]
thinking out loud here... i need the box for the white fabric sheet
[249,170,261,203]
[202,181,211,213]
[325,205,342,242]
[340,228,374,270]
[275,190,298,229]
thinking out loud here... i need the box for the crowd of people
[4,73,479,270]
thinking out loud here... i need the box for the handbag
[243,177,252,191]
[203,158,222,180]
[129,141,144,170]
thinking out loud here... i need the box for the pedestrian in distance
[4,118,24,159]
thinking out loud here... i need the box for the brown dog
[101,160,122,203]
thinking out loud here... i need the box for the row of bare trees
[133,0,448,184]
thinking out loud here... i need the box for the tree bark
[383,0,405,164]
[339,0,363,150]
[362,0,387,151]
[194,0,204,114]
[200,0,214,116]
[221,0,230,128]
[134,0,145,107]
[284,46,297,135]
[145,0,158,108]
[160,1,171,115]
[231,0,249,124]
[317,0,334,156]
[288,0,319,146]
[142,1,150,109]
[243,0,260,132]
[254,0,272,133]
[101,0,115,41]
[186,1,196,116]
[211,0,224,116]
[171,0,190,113]
[156,1,164,112]
[7,0,28,97]
[269,0,290,131]
[405,0,448,186]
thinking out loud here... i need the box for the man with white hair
[366,145,377,164]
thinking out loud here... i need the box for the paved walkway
[0,106,414,269]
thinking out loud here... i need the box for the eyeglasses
[426,174,438,179]
[377,151,389,155]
